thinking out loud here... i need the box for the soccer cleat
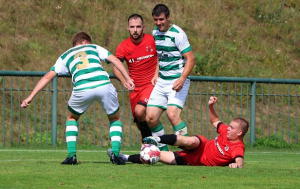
[107,149,126,165]
[61,155,77,165]
[107,149,128,162]
[142,136,158,146]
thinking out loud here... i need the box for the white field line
[0,149,299,163]
[0,149,140,153]
[0,159,62,162]
[0,149,299,154]
[1,160,299,163]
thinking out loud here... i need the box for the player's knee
[146,115,153,123]
[108,111,120,122]
[184,137,199,149]
[146,115,157,126]
[134,109,146,121]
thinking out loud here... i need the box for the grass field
[0,147,299,189]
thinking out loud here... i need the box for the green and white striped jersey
[50,44,112,91]
[153,24,192,80]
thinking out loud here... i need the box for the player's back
[55,44,111,91]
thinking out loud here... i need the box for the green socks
[150,123,169,151]
[109,121,123,157]
[174,121,188,136]
[66,120,78,158]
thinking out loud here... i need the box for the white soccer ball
[140,144,160,164]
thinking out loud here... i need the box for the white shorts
[147,78,190,109]
[68,83,119,116]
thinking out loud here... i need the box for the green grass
[0,147,299,188]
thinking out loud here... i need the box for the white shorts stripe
[66,136,77,142]
[66,126,78,132]
[111,136,121,142]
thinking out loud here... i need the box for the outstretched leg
[145,134,200,150]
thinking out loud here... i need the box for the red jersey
[116,34,157,87]
[201,123,245,166]
[176,123,245,166]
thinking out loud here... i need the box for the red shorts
[174,135,207,166]
[129,83,153,119]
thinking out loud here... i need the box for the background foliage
[1,0,299,78]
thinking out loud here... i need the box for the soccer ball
[140,144,160,164]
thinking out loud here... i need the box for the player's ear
[237,130,243,137]
[166,15,170,20]
[82,40,88,45]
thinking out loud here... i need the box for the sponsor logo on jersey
[225,145,229,151]
[128,54,155,63]
[146,46,153,52]
[129,58,135,63]
[214,137,225,155]
[165,38,172,46]
[158,51,169,60]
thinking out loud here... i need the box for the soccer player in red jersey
[112,96,249,168]
[113,14,158,140]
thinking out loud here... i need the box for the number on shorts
[75,51,89,70]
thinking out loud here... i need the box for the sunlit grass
[0,147,299,188]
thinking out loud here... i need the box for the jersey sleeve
[175,31,192,54]
[115,43,125,62]
[231,146,245,159]
[96,45,112,64]
[50,57,69,75]
[217,122,228,134]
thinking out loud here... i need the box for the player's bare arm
[229,157,244,168]
[151,59,159,86]
[107,55,135,91]
[172,51,195,92]
[21,71,57,109]
[208,96,221,128]
[113,65,127,88]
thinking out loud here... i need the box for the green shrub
[253,135,293,148]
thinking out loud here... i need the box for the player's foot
[61,155,77,165]
[142,136,158,146]
[107,149,127,161]
[107,149,126,165]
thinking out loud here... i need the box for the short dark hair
[128,14,144,23]
[232,118,249,137]
[72,32,92,47]
[152,4,170,17]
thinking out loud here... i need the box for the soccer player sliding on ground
[108,96,249,168]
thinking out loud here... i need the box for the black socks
[139,121,152,139]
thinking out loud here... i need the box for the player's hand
[208,96,218,106]
[125,78,135,92]
[151,75,158,86]
[172,78,184,92]
[229,163,240,168]
[21,97,32,109]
